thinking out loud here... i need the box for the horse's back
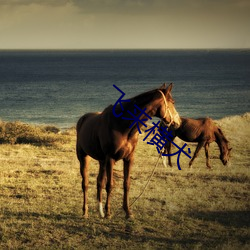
[181,117,215,129]
[176,117,216,142]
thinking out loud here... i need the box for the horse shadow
[3,209,249,248]
[188,210,250,228]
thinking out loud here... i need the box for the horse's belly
[112,143,135,161]
[85,146,105,161]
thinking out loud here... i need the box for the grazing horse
[160,117,232,169]
[76,83,181,219]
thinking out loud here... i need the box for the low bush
[0,121,69,146]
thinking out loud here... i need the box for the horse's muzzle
[172,119,181,129]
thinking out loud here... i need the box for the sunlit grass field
[0,114,249,249]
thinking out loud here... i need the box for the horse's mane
[130,89,159,103]
[130,84,170,105]
[113,86,164,115]
[216,127,229,143]
[219,127,229,143]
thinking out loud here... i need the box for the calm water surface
[0,50,249,128]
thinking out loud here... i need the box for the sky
[0,0,249,49]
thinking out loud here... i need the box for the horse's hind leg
[105,157,115,218]
[204,142,211,169]
[77,149,91,218]
[97,160,106,218]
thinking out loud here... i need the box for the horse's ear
[166,83,173,94]
[160,83,167,90]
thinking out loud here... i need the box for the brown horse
[76,83,181,219]
[161,117,232,169]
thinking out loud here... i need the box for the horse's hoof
[83,214,89,219]
[99,213,105,218]
[105,213,112,219]
[125,213,134,220]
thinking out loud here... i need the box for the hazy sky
[0,0,249,49]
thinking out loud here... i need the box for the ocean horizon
[0,49,249,129]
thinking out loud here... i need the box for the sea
[0,49,249,129]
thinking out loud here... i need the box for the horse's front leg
[204,142,212,169]
[97,160,106,218]
[123,156,134,219]
[167,141,173,167]
[163,137,174,167]
[162,144,168,168]
[105,157,115,218]
[189,141,205,168]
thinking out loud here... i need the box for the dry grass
[0,113,249,249]
[0,121,69,146]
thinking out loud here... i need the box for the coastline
[1,112,249,132]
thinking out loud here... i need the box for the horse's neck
[122,92,159,135]
[215,130,228,155]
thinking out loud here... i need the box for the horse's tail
[76,114,90,161]
[76,115,85,135]
[76,112,101,135]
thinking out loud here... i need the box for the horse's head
[156,83,181,129]
[220,144,232,166]
[217,128,232,166]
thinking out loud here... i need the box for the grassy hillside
[0,113,249,249]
